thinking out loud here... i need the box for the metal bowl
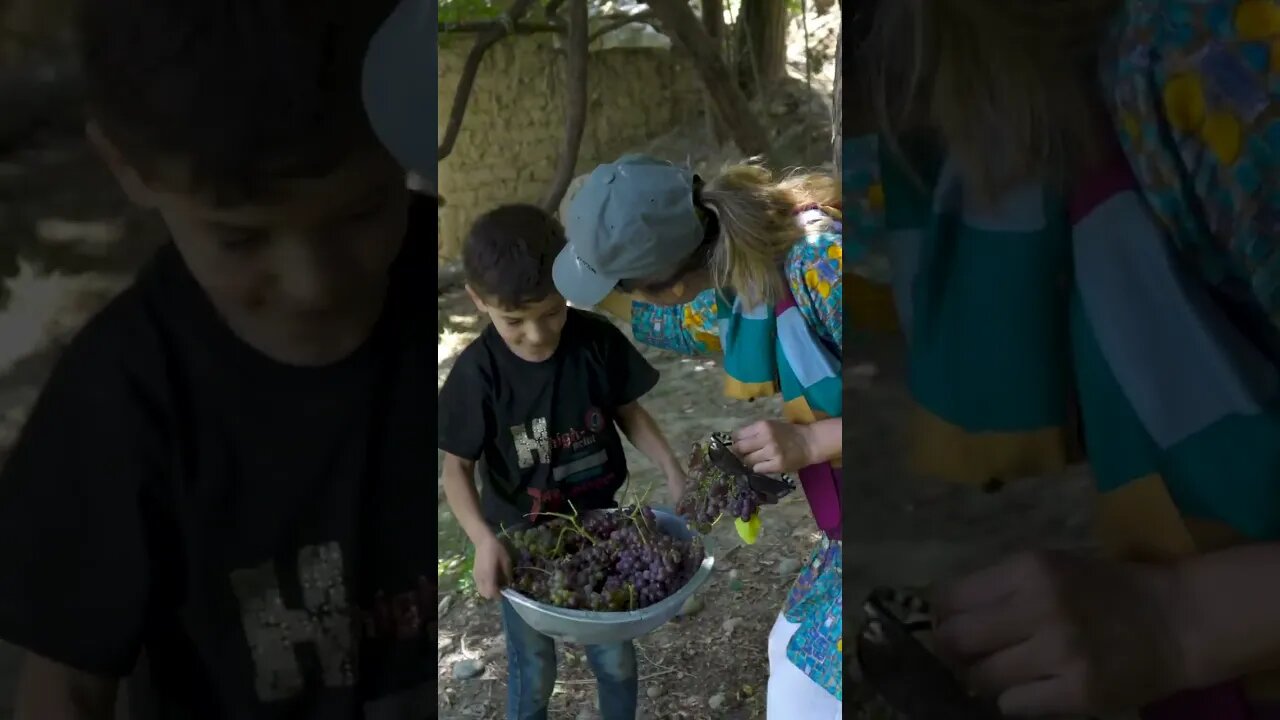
[500,507,715,645]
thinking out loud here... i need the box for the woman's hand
[931,550,1189,716]
[732,419,819,474]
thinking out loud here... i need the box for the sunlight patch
[0,260,126,376]
[438,328,474,365]
[35,217,127,253]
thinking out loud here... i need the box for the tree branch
[539,0,589,213]
[439,12,648,38]
[439,19,557,34]
[543,0,567,19]
[833,23,842,177]
[437,0,540,162]
[644,0,771,157]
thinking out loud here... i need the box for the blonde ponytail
[700,162,840,307]
[862,0,1119,200]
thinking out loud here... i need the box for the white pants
[766,612,842,720]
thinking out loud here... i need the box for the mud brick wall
[437,34,702,261]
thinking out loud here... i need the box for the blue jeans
[500,599,638,720]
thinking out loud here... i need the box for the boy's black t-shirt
[437,309,659,530]
[0,196,437,718]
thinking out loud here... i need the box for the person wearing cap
[849,1,1280,719]
[555,154,845,717]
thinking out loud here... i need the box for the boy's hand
[665,471,688,507]
[473,534,514,600]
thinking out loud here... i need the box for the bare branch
[439,19,557,34]
[540,0,589,213]
[701,0,728,144]
[833,24,842,176]
[438,0,541,162]
[439,12,646,37]
[544,0,567,19]
[645,0,771,157]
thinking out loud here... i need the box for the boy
[0,1,437,718]
[438,204,686,720]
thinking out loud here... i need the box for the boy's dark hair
[463,204,565,309]
[79,0,397,204]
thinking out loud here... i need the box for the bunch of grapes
[505,505,705,612]
[675,432,767,531]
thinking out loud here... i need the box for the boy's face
[467,290,568,363]
[92,123,409,366]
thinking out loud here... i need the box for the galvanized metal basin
[500,508,715,645]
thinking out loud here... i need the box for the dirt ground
[435,289,1101,720]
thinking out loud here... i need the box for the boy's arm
[16,655,117,720]
[615,401,686,503]
[438,351,498,547]
[440,453,497,547]
[0,325,155,708]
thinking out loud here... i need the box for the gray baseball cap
[362,0,437,193]
[553,154,704,307]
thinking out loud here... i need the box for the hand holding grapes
[732,419,817,474]
[932,550,1187,716]
[473,533,513,600]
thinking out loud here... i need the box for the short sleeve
[630,290,723,357]
[602,323,660,408]
[0,314,158,676]
[1104,0,1280,323]
[437,350,491,461]
[843,133,890,284]
[787,229,844,350]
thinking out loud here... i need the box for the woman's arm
[802,417,842,465]
[1172,542,1280,689]
[596,289,723,358]
[786,227,845,349]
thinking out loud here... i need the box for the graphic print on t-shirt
[230,543,436,705]
[510,404,616,518]
[438,310,661,530]
[230,543,354,701]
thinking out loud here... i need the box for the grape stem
[530,501,601,551]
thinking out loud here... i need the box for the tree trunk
[645,0,770,158]
[734,0,788,99]
[437,0,540,161]
[701,0,728,145]
[538,0,588,214]
[833,20,841,178]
